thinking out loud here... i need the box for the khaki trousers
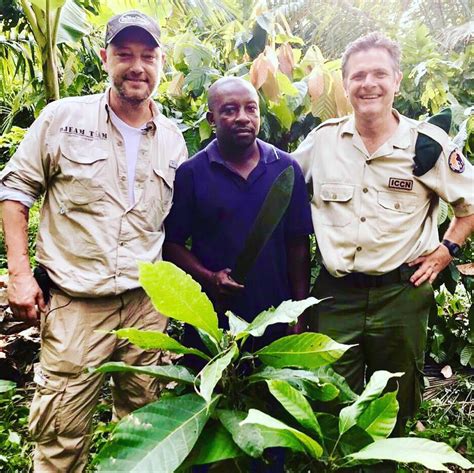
[29,287,167,472]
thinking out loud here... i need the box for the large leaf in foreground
[250,366,341,402]
[313,366,358,402]
[238,298,321,339]
[197,344,238,403]
[256,333,354,369]
[266,380,322,437]
[114,328,210,360]
[339,371,403,435]
[139,261,221,342]
[241,409,323,458]
[95,394,219,472]
[356,391,399,440]
[218,410,297,458]
[91,362,195,384]
[347,438,474,471]
[181,420,242,467]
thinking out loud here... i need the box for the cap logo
[119,13,148,25]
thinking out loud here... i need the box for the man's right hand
[8,273,46,325]
[209,268,244,297]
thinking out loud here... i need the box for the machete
[231,165,295,284]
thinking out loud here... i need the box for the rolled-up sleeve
[0,103,57,200]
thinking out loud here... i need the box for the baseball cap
[105,10,161,46]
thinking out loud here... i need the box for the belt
[321,264,412,289]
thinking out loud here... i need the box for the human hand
[209,268,244,297]
[8,273,45,325]
[408,245,452,287]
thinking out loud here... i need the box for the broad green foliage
[339,371,403,435]
[90,361,195,385]
[139,261,221,343]
[348,437,473,471]
[256,333,355,369]
[113,328,210,360]
[241,409,324,458]
[95,394,220,472]
[93,262,472,471]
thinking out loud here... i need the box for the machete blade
[231,165,295,284]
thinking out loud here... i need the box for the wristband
[441,239,461,257]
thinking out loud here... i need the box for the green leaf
[437,199,449,226]
[238,297,321,339]
[29,0,66,10]
[266,380,322,438]
[198,119,212,142]
[182,420,242,467]
[313,366,358,402]
[56,0,90,44]
[347,438,474,471]
[339,371,403,435]
[256,333,355,369]
[198,344,238,403]
[339,425,374,456]
[0,380,16,394]
[250,365,355,402]
[356,391,399,440]
[113,328,210,360]
[218,409,296,458]
[226,311,249,337]
[269,100,294,131]
[460,344,474,367]
[139,261,221,342]
[95,394,220,472]
[241,409,323,459]
[90,362,195,385]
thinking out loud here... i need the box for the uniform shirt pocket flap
[61,143,107,165]
[320,184,355,202]
[377,191,417,213]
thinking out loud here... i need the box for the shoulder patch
[448,149,465,173]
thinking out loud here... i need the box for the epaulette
[314,116,349,131]
[413,108,451,177]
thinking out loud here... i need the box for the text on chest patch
[388,177,413,191]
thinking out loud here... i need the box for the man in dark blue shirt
[164,77,313,345]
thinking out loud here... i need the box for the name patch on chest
[388,177,413,191]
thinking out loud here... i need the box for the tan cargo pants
[29,287,167,472]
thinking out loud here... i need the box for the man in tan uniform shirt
[293,32,474,434]
[0,11,187,471]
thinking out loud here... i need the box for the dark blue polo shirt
[165,138,313,326]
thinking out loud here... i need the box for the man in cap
[293,32,474,435]
[0,10,187,471]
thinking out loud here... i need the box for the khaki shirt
[0,92,187,296]
[293,111,474,277]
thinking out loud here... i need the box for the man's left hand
[408,244,452,287]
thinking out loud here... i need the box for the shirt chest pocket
[60,143,107,207]
[318,183,355,227]
[377,191,418,232]
[138,168,175,231]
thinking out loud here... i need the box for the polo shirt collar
[205,138,279,165]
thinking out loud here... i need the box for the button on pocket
[318,183,355,227]
[377,191,418,232]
